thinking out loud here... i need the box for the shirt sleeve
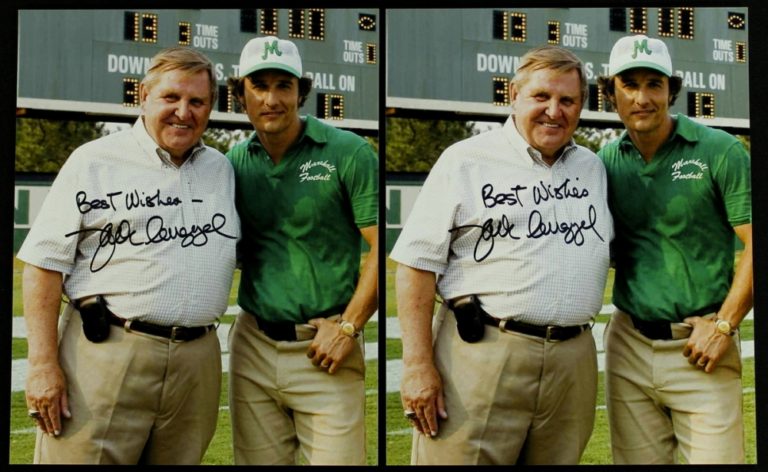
[713,140,751,226]
[389,151,460,275]
[16,151,86,275]
[341,141,379,228]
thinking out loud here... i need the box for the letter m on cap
[632,39,652,59]
[262,40,283,60]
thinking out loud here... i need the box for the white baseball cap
[238,36,303,78]
[608,35,673,77]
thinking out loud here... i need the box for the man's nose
[545,99,562,119]
[263,88,280,107]
[634,87,651,106]
[175,101,192,120]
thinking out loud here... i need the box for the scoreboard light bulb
[693,92,715,118]
[503,13,509,40]
[366,43,377,64]
[289,9,305,38]
[630,7,648,34]
[332,95,344,120]
[178,22,191,45]
[261,9,278,35]
[510,12,526,42]
[728,13,746,30]
[492,77,510,106]
[701,93,715,118]
[141,13,158,43]
[308,8,326,41]
[736,42,747,62]
[659,8,675,37]
[678,7,695,39]
[358,14,376,31]
[548,21,560,44]
[320,94,345,120]
[123,78,140,107]
[597,83,606,112]
[133,14,140,41]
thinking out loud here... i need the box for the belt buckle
[498,319,509,333]
[124,319,133,333]
[170,326,181,342]
[544,325,556,343]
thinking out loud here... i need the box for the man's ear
[508,82,519,111]
[138,83,149,111]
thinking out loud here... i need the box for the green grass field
[383,256,757,465]
[10,257,379,465]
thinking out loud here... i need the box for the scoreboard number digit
[124,11,158,43]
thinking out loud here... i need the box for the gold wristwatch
[339,319,359,338]
[714,318,735,336]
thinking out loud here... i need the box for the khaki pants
[412,307,597,465]
[34,305,221,464]
[228,311,366,465]
[604,310,744,464]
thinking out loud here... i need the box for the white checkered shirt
[17,118,240,327]
[391,116,614,326]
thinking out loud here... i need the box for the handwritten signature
[527,205,604,246]
[65,214,236,272]
[449,215,520,262]
[449,205,604,262]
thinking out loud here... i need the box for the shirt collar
[502,115,577,167]
[131,117,206,167]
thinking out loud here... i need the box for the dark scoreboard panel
[387,7,749,130]
[17,9,379,131]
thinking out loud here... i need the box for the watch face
[716,320,731,334]
[341,322,355,336]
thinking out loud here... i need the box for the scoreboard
[387,7,749,130]
[17,9,379,131]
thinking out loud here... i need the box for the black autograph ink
[145,214,235,248]
[76,191,122,214]
[65,214,236,273]
[449,215,520,262]
[527,205,604,246]
[125,189,183,210]
[482,183,527,208]
[532,178,589,205]
[65,220,139,272]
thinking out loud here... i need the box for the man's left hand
[306,318,356,375]
[682,316,733,373]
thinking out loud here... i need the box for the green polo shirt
[227,115,378,323]
[599,114,751,322]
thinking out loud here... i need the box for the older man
[18,47,239,464]
[391,45,613,465]
[597,35,752,464]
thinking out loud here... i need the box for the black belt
[625,303,721,341]
[253,316,304,342]
[480,312,589,342]
[629,316,674,340]
[107,312,214,342]
[249,306,345,342]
